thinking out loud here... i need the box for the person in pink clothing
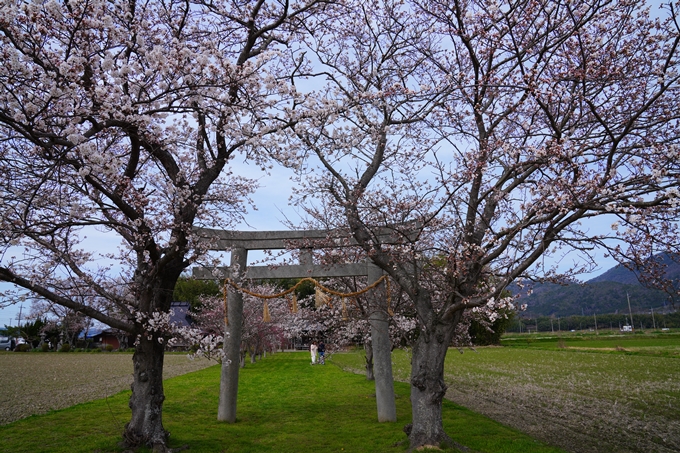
[310,341,318,364]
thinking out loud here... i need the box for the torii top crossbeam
[192,224,419,280]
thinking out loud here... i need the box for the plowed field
[0,352,214,425]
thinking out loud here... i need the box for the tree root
[121,441,188,453]
[403,423,480,453]
[122,423,179,453]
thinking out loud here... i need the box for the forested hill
[588,252,680,285]
[512,254,680,317]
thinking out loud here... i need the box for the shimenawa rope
[222,276,393,325]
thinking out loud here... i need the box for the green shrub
[41,343,50,352]
[104,344,114,352]
[59,343,71,353]
[469,309,515,345]
[15,344,31,352]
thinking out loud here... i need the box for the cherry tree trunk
[124,334,168,451]
[364,341,375,380]
[408,321,456,449]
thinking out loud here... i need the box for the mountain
[512,254,679,317]
[587,265,641,285]
[588,253,680,285]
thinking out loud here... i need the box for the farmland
[333,331,680,453]
[0,332,678,453]
[0,352,213,425]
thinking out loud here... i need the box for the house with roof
[81,302,194,350]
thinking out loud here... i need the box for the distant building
[169,301,192,328]
[80,327,131,350]
[168,301,193,350]
[80,302,194,350]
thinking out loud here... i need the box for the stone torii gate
[193,228,398,423]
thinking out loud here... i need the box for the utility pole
[627,292,635,333]
[594,312,598,335]
[17,304,23,339]
[651,307,656,330]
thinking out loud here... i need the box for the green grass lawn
[0,352,565,453]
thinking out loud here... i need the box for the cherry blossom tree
[0,0,324,450]
[241,286,288,361]
[31,302,91,348]
[191,284,310,365]
[287,0,680,449]
[305,273,417,379]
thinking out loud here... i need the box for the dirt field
[440,348,680,453]
[335,343,680,453]
[445,380,678,453]
[0,352,215,425]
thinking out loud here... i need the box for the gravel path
[0,352,215,425]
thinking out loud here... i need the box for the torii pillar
[217,247,246,423]
[367,265,397,422]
